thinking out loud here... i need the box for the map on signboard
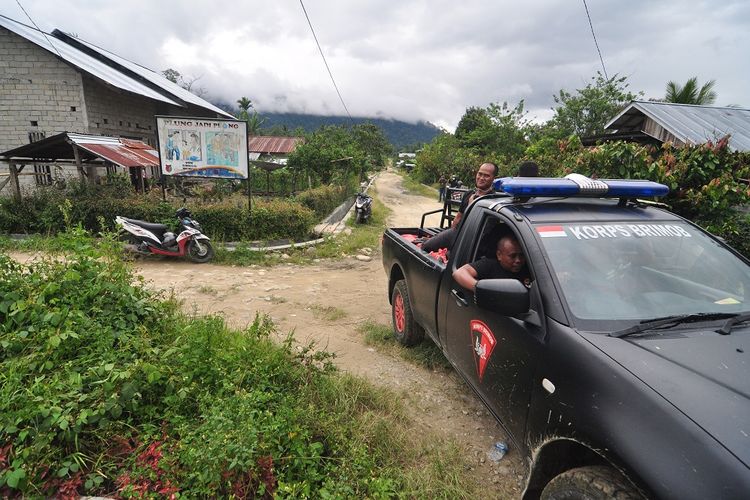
[206,132,239,166]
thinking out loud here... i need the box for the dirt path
[11,170,525,496]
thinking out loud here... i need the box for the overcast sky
[4,1,749,130]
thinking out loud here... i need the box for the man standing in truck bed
[421,162,498,253]
[452,162,498,227]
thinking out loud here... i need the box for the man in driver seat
[453,234,532,291]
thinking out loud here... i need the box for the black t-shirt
[470,257,532,288]
[459,188,495,214]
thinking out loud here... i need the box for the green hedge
[0,185,316,242]
[294,182,355,218]
[523,137,750,257]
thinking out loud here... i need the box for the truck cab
[381,175,750,499]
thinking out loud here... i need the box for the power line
[582,0,608,80]
[299,0,353,123]
[15,0,63,59]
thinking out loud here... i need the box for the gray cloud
[4,0,748,130]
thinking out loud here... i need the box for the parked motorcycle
[354,192,373,223]
[116,208,214,263]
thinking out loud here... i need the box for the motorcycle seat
[121,218,169,237]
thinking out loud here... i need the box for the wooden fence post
[9,161,21,201]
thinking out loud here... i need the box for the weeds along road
[132,169,526,497]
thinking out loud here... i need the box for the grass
[197,285,218,295]
[0,230,483,498]
[359,320,453,372]
[400,174,439,199]
[310,304,347,321]
[0,233,80,253]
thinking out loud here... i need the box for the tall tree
[664,77,717,105]
[351,123,392,166]
[455,107,492,142]
[161,68,208,97]
[235,97,265,135]
[484,100,530,162]
[550,72,641,137]
[454,102,529,162]
[287,126,363,184]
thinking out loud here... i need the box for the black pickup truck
[381,175,750,499]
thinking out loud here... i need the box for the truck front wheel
[391,280,424,346]
[541,465,643,500]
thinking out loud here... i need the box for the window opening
[33,164,53,185]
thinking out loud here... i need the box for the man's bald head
[496,235,526,273]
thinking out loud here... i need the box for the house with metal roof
[0,14,233,193]
[248,136,304,168]
[601,101,750,152]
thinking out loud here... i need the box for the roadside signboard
[155,116,248,179]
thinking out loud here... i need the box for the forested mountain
[260,113,440,149]
[213,102,440,150]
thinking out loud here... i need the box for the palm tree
[236,97,253,120]
[235,97,266,135]
[664,77,717,105]
[246,112,266,135]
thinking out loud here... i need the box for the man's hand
[453,263,478,290]
[451,211,462,228]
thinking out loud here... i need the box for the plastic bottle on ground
[487,441,508,463]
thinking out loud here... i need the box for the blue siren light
[493,173,669,198]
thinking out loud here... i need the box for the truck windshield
[536,222,750,326]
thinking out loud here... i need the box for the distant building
[0,14,232,193]
[248,136,304,167]
[587,101,750,152]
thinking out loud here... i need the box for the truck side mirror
[475,279,530,315]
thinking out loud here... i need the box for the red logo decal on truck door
[470,320,496,382]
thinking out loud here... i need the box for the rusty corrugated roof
[0,132,159,168]
[70,134,158,167]
[248,136,304,154]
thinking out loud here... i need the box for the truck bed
[382,227,451,341]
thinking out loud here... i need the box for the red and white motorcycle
[116,208,214,263]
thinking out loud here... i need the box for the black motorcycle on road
[354,192,373,223]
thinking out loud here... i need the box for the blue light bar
[493,174,669,198]
[603,180,670,197]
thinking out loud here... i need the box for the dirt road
[17,170,525,496]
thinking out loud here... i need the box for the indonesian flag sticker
[470,320,496,382]
[537,225,567,238]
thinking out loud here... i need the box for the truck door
[441,212,544,444]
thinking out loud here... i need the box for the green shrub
[723,213,750,258]
[0,184,318,242]
[0,187,67,234]
[524,137,750,255]
[294,182,355,218]
[0,232,422,497]
[194,200,315,241]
